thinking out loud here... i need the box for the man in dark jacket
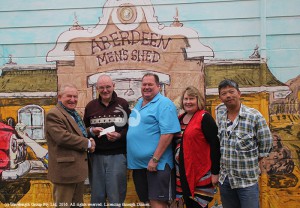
[84,75,130,207]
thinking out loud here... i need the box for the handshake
[88,138,96,153]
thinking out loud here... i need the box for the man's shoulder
[47,105,59,115]
[157,94,173,103]
[240,104,266,123]
[115,96,129,105]
[241,104,262,115]
[46,105,64,119]
[85,99,99,108]
[216,103,227,118]
[216,103,227,112]
[86,98,98,105]
[155,95,178,114]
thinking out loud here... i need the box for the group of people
[46,73,273,208]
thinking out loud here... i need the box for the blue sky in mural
[0,0,299,83]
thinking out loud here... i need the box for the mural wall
[0,0,300,207]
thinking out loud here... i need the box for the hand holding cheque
[91,126,120,142]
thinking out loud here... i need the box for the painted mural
[0,0,300,207]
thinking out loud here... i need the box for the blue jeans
[90,154,127,208]
[219,177,259,208]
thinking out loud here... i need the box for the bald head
[97,75,113,86]
[96,75,115,104]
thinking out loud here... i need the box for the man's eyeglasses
[97,86,112,91]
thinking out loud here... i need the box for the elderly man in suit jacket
[46,83,95,208]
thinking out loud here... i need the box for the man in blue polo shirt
[127,73,180,208]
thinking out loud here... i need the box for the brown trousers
[53,182,85,208]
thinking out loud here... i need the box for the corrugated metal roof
[205,61,286,88]
[0,64,57,92]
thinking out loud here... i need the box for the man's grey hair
[58,83,78,96]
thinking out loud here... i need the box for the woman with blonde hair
[174,86,220,208]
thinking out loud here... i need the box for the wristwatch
[152,157,159,163]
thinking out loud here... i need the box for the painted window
[18,105,44,140]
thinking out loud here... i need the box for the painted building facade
[0,0,300,207]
